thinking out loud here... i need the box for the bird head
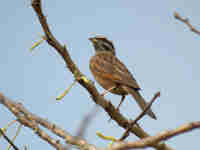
[89,36,116,55]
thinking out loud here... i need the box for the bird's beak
[89,37,97,43]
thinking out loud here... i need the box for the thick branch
[31,0,172,150]
[0,93,98,150]
[112,121,200,150]
[2,91,200,150]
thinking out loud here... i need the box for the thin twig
[67,106,99,150]
[7,124,22,150]
[0,128,19,150]
[6,120,17,129]
[119,92,160,141]
[76,106,99,137]
[174,12,200,35]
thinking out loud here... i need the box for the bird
[89,35,157,120]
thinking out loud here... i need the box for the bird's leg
[116,95,126,111]
[100,86,117,97]
[108,95,126,122]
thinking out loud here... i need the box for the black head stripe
[91,36,116,55]
[100,38,115,50]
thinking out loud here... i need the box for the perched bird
[89,36,156,120]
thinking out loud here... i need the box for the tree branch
[174,12,200,35]
[31,0,172,150]
[67,106,99,150]
[2,91,199,150]
[119,92,160,141]
[76,106,99,138]
[112,121,200,150]
[0,128,19,150]
[0,93,98,150]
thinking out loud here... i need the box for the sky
[0,0,200,150]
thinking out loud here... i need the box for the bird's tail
[123,86,157,120]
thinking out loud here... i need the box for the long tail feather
[123,86,157,120]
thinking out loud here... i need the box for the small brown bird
[89,36,156,120]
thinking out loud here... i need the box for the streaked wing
[90,52,140,89]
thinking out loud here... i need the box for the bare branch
[67,106,99,150]
[76,106,99,138]
[0,93,98,150]
[0,128,20,150]
[174,12,200,35]
[2,92,197,150]
[31,0,172,150]
[120,92,160,141]
[7,124,22,150]
[112,121,200,150]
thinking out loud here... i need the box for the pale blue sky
[0,0,200,150]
